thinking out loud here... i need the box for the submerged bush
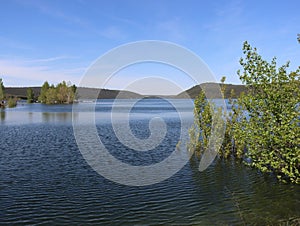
[38,81,76,104]
[7,97,17,108]
[190,41,300,184]
[236,41,300,183]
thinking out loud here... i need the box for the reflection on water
[1,102,78,124]
[189,156,300,224]
[1,100,194,125]
[0,111,74,125]
[0,110,5,122]
[42,112,72,123]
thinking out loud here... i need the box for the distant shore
[5,83,246,100]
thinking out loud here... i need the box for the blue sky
[0,0,299,94]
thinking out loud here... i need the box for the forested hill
[5,83,246,100]
[5,87,41,99]
[5,87,143,99]
[176,83,246,99]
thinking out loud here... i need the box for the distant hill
[5,87,41,99]
[5,87,143,100]
[75,87,143,99]
[177,83,246,99]
[5,83,246,100]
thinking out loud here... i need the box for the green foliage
[0,78,17,108]
[188,89,212,158]
[56,81,75,104]
[188,78,226,160]
[38,81,50,103]
[26,88,35,103]
[38,81,76,104]
[190,41,300,184]
[7,97,17,108]
[236,41,300,183]
[45,87,57,104]
[0,78,5,101]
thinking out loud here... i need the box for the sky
[0,0,299,95]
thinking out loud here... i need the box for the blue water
[0,99,299,225]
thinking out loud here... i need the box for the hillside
[5,87,143,100]
[176,83,246,99]
[75,87,143,99]
[5,83,247,100]
[5,87,41,99]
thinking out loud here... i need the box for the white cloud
[0,58,84,86]
[25,55,76,63]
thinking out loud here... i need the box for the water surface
[0,99,299,225]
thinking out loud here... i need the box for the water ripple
[1,100,300,225]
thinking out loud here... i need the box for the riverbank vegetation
[7,97,17,108]
[38,81,77,104]
[0,79,77,106]
[0,78,4,102]
[189,41,300,184]
[0,78,17,108]
[26,88,35,103]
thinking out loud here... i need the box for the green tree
[45,87,57,104]
[189,41,300,184]
[68,83,77,103]
[188,88,212,158]
[38,81,76,104]
[188,78,226,160]
[38,81,50,103]
[56,81,68,104]
[55,81,76,104]
[71,84,77,94]
[236,41,300,183]
[7,97,17,108]
[0,78,5,101]
[26,88,34,103]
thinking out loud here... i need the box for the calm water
[0,99,299,225]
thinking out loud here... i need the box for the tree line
[37,81,77,104]
[0,79,77,107]
[0,78,17,108]
[189,41,300,184]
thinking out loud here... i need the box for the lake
[0,99,299,225]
